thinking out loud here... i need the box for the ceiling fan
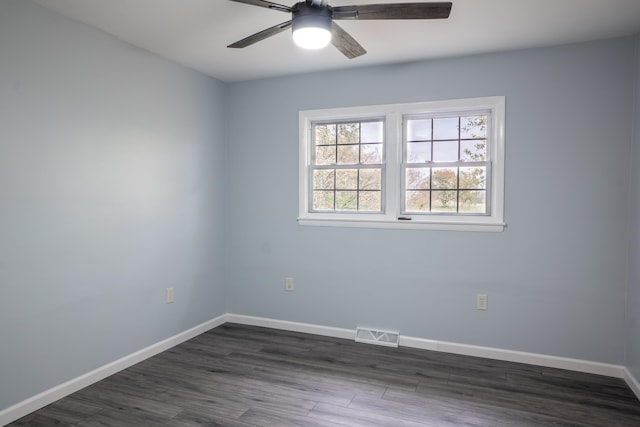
[227,0,452,59]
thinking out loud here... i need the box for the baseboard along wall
[227,314,627,378]
[1,312,638,426]
[0,314,227,427]
[625,367,640,401]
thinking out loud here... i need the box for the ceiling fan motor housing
[292,2,332,33]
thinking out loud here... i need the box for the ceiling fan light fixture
[291,4,332,50]
[293,26,331,49]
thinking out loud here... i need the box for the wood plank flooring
[9,323,640,426]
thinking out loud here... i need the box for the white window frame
[298,96,506,232]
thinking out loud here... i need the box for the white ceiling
[33,0,640,82]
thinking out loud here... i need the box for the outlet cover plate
[285,277,294,292]
[476,294,488,310]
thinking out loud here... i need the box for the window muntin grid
[310,119,384,212]
[403,113,490,215]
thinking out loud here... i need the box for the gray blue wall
[0,0,227,410]
[225,38,635,365]
[627,35,640,384]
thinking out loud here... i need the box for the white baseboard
[225,314,356,340]
[227,314,626,379]
[400,335,624,378]
[2,313,636,426]
[623,367,640,401]
[0,314,227,427]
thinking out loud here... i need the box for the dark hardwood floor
[9,323,640,426]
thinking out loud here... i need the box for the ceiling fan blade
[227,20,293,48]
[332,2,452,20]
[331,22,366,59]
[228,0,292,13]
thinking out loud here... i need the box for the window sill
[297,217,506,232]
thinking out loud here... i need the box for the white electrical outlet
[166,287,174,304]
[285,277,294,292]
[477,294,488,311]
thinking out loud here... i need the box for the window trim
[298,97,506,232]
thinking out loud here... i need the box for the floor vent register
[355,327,399,348]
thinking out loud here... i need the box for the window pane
[460,116,487,139]
[406,142,431,163]
[335,169,358,190]
[405,190,430,212]
[359,191,381,211]
[315,123,336,145]
[359,168,381,190]
[406,167,430,189]
[433,117,459,140]
[315,146,335,165]
[337,145,359,164]
[338,123,359,144]
[459,190,486,213]
[361,121,383,143]
[361,144,382,164]
[460,140,487,162]
[407,119,432,141]
[433,140,458,162]
[313,169,334,189]
[335,191,358,210]
[459,167,486,189]
[313,190,334,211]
[431,190,457,212]
[431,167,457,189]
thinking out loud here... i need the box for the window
[299,97,505,232]
[403,114,489,215]
[311,120,384,212]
